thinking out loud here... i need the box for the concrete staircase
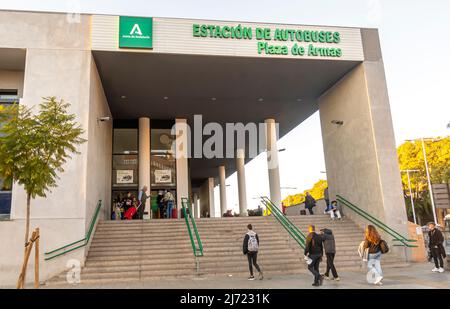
[194,216,304,277]
[46,214,408,285]
[47,219,198,285]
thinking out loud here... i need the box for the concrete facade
[0,11,409,285]
[318,29,408,249]
[0,12,111,286]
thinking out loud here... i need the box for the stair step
[47,214,408,286]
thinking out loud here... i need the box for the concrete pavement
[42,262,450,289]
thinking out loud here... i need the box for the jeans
[306,207,314,215]
[368,252,383,278]
[430,247,444,268]
[327,209,341,219]
[307,254,322,284]
[167,201,173,219]
[247,251,261,276]
[325,253,338,278]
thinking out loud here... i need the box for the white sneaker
[438,268,445,273]
[432,267,439,272]
[374,276,383,285]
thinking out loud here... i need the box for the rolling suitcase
[124,202,141,220]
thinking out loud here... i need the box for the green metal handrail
[181,197,203,257]
[260,196,306,249]
[45,200,103,260]
[336,195,417,248]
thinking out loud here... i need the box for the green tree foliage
[0,97,86,245]
[397,136,450,224]
[282,179,328,207]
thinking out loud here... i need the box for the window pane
[151,153,176,188]
[150,128,176,188]
[0,192,11,219]
[151,129,175,152]
[113,128,138,154]
[112,154,138,188]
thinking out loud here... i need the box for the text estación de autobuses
[192,23,343,57]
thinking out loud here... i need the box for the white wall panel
[92,15,364,61]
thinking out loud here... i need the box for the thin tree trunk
[25,193,31,248]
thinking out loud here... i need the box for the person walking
[163,190,175,219]
[320,228,340,281]
[362,225,387,285]
[137,185,149,220]
[304,224,324,286]
[243,224,263,280]
[304,192,316,215]
[428,222,446,273]
[324,187,330,208]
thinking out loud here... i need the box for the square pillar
[318,29,408,247]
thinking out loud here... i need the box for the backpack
[379,239,389,254]
[248,234,259,252]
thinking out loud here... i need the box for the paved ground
[42,262,450,289]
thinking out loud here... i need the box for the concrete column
[236,148,248,216]
[193,192,199,219]
[175,119,189,217]
[208,177,216,218]
[139,117,151,219]
[218,165,228,217]
[265,119,282,209]
[318,29,408,259]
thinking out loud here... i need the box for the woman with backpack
[362,225,389,285]
[242,224,263,280]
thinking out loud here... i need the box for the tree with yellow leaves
[397,136,450,225]
[282,179,328,207]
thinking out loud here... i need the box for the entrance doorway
[150,189,177,219]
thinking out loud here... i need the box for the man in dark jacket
[243,224,263,280]
[320,228,340,281]
[428,222,446,273]
[304,225,324,286]
[304,192,316,215]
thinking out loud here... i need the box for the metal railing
[181,197,203,257]
[260,196,306,249]
[44,200,103,261]
[336,195,417,248]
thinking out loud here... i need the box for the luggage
[172,208,178,219]
[124,202,141,220]
[300,210,307,215]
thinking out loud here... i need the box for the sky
[1,0,449,214]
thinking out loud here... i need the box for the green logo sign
[119,16,153,49]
